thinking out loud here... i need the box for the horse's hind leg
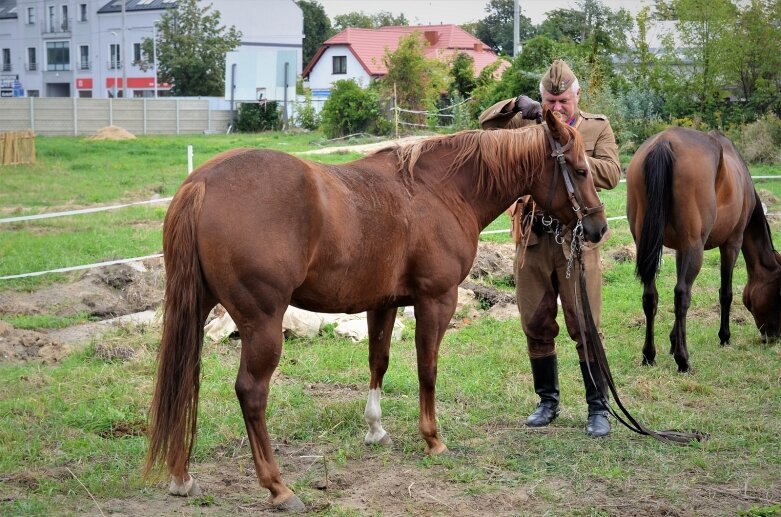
[168,290,217,498]
[413,290,458,455]
[234,306,304,511]
[364,307,397,446]
[641,279,659,366]
[718,244,740,346]
[670,247,704,373]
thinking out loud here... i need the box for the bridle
[538,121,606,277]
[541,121,605,225]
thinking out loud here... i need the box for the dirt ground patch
[0,244,514,363]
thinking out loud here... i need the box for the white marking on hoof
[169,474,202,497]
[364,388,390,445]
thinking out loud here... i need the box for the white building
[0,0,302,98]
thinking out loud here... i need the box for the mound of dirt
[87,125,136,141]
[0,321,70,363]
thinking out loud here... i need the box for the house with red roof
[302,24,509,100]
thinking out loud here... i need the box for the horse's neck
[741,199,781,276]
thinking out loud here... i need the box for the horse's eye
[576,169,587,176]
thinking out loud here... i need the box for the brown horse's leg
[364,307,397,446]
[413,291,458,455]
[641,279,658,366]
[717,244,740,346]
[234,312,304,511]
[670,248,703,373]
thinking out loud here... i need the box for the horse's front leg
[641,279,658,366]
[670,248,703,373]
[413,290,458,455]
[718,244,740,346]
[364,307,398,446]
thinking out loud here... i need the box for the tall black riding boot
[526,355,560,427]
[579,361,611,437]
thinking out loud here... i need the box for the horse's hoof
[676,363,691,374]
[168,476,202,497]
[365,432,393,446]
[424,443,448,456]
[641,357,655,366]
[275,494,305,513]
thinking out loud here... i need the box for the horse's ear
[544,108,564,139]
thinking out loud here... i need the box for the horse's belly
[290,287,410,314]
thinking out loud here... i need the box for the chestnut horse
[627,127,781,373]
[145,110,607,511]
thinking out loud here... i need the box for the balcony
[107,60,123,70]
[26,63,38,71]
[1,64,11,72]
[42,18,72,37]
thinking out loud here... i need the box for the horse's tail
[635,139,674,285]
[144,180,207,479]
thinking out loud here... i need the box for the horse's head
[743,266,781,341]
[528,109,608,244]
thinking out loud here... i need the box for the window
[79,3,87,22]
[27,47,37,71]
[61,5,69,31]
[26,7,35,24]
[332,55,346,74]
[133,42,142,63]
[109,43,121,69]
[46,41,70,71]
[79,45,89,69]
[48,6,55,32]
[1,49,10,72]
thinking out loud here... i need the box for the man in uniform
[479,60,621,437]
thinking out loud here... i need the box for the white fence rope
[0,197,173,225]
[2,173,779,280]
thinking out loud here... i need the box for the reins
[540,121,708,444]
[570,231,709,444]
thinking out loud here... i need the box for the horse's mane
[394,124,583,196]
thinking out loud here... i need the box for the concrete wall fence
[0,98,233,136]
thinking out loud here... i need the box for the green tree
[671,0,737,117]
[449,52,477,98]
[297,1,333,67]
[380,32,450,125]
[142,0,241,96]
[333,10,408,31]
[474,0,535,55]
[721,0,781,117]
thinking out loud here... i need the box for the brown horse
[144,110,607,511]
[627,127,781,373]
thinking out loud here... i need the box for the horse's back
[627,127,754,250]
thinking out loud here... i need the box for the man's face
[541,87,580,122]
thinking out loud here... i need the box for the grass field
[1,131,780,515]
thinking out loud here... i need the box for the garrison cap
[541,60,577,95]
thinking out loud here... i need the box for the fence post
[207,103,212,133]
[393,83,399,140]
[176,99,180,134]
[29,97,34,131]
[109,97,113,126]
[143,98,147,135]
[73,97,78,136]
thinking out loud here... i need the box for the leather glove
[515,95,542,123]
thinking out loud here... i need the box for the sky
[318,1,649,27]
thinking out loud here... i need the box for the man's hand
[515,95,542,123]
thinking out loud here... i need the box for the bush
[736,115,781,164]
[236,101,282,132]
[295,93,320,131]
[320,79,384,138]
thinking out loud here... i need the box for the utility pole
[513,0,520,57]
[121,0,127,98]
[152,22,158,98]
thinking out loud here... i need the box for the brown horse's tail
[144,180,207,479]
[635,139,674,285]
